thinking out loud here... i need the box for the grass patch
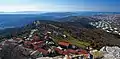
[91,51,103,58]
[52,31,90,48]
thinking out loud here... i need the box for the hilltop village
[0,21,98,59]
[0,21,94,59]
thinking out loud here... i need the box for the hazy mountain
[0,11,120,29]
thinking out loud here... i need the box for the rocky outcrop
[0,43,32,59]
[100,46,120,59]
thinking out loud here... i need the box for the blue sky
[0,0,119,12]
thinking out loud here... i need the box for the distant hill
[0,14,40,29]
[0,11,120,29]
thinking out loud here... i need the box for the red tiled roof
[33,45,39,50]
[24,41,32,45]
[54,48,63,54]
[67,49,77,54]
[37,48,48,55]
[78,49,88,54]
[33,41,44,45]
[24,41,33,48]
[58,41,70,47]
[62,51,69,55]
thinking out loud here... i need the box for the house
[57,46,63,50]
[67,49,77,54]
[62,51,69,55]
[37,48,48,56]
[32,41,44,50]
[32,36,40,41]
[16,38,24,44]
[44,36,49,40]
[63,35,67,38]
[58,41,71,48]
[63,55,71,59]
[114,28,118,30]
[54,47,64,54]
[77,49,88,54]
[32,41,44,45]
[23,41,33,49]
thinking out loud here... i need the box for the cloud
[0,0,119,12]
[0,5,40,12]
[0,4,86,12]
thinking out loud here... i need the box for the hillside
[0,15,120,59]
[0,15,120,49]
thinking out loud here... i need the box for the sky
[0,0,119,12]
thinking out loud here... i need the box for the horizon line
[0,11,120,13]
